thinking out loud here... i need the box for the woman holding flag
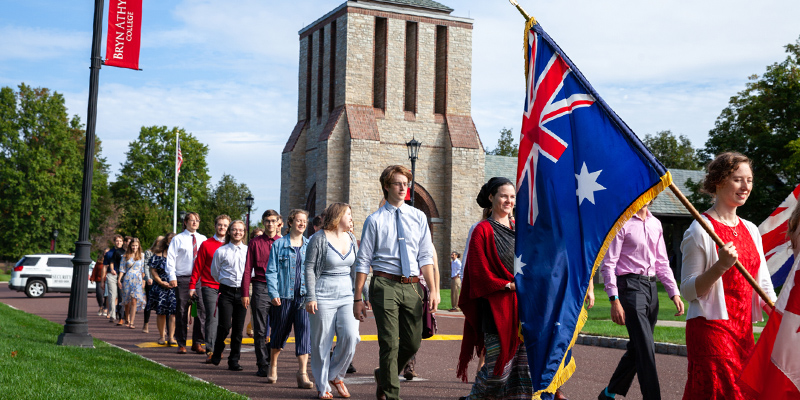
[680,152,777,399]
[457,177,534,400]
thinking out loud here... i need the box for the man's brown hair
[379,165,413,200]
[215,214,231,226]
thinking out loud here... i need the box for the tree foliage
[487,127,519,157]
[112,126,210,244]
[698,36,800,223]
[0,84,111,259]
[199,174,255,234]
[642,130,701,170]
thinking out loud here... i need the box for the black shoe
[210,358,220,366]
[256,368,269,377]
[597,389,614,400]
[347,363,356,374]
[228,364,243,371]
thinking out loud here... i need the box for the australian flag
[514,21,672,398]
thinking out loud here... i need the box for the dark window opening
[404,21,418,113]
[329,20,337,112]
[317,27,325,119]
[373,17,387,110]
[434,25,448,115]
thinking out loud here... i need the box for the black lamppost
[52,229,59,254]
[245,195,254,242]
[58,0,103,347]
[406,138,422,207]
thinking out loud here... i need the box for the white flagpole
[173,131,179,233]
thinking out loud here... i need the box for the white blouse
[680,215,777,322]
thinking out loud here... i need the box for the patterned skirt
[466,333,533,400]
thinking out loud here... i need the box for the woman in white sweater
[680,152,777,400]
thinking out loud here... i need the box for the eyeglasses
[390,182,409,188]
[230,229,245,233]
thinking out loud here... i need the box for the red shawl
[456,220,520,382]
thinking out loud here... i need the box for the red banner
[104,0,142,70]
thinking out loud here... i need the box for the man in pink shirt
[598,203,684,400]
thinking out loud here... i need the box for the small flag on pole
[759,183,800,287]
[176,140,183,175]
[514,19,671,398]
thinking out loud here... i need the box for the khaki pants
[371,275,423,400]
[450,276,462,310]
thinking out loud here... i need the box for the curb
[576,333,687,356]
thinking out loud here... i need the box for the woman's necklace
[712,206,739,237]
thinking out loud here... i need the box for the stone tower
[281,0,485,281]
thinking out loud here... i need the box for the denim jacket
[266,235,309,300]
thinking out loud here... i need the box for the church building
[280,0,486,282]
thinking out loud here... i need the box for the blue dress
[147,255,176,315]
[120,258,146,310]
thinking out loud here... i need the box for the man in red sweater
[243,209,282,378]
[190,214,230,361]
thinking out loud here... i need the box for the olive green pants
[370,275,423,400]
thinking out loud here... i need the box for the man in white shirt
[209,220,248,371]
[449,252,462,312]
[166,212,207,354]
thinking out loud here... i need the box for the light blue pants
[106,274,118,319]
[309,274,361,394]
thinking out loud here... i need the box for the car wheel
[25,280,46,298]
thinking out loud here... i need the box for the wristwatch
[609,295,619,302]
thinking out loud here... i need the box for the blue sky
[2,0,799,215]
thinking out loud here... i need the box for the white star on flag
[575,162,606,205]
[515,254,526,276]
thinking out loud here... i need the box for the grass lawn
[0,273,9,282]
[582,283,765,345]
[0,302,246,400]
[438,289,452,310]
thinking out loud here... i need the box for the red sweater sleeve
[189,242,206,290]
[241,239,255,297]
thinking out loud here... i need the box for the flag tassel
[668,183,775,308]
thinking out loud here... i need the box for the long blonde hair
[124,238,143,261]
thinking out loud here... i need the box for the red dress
[683,214,760,400]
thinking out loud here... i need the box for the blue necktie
[396,208,412,278]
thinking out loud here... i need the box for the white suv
[9,254,96,298]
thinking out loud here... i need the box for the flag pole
[173,131,179,233]
[669,183,775,308]
[508,0,535,23]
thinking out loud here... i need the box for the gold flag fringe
[532,171,673,399]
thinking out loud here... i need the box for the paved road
[1,285,689,399]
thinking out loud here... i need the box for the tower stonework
[281,0,485,284]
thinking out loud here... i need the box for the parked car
[9,254,96,298]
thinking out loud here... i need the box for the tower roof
[355,0,454,14]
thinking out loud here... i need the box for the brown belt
[373,270,419,284]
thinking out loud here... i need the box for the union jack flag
[176,139,183,175]
[518,29,596,225]
[514,22,671,398]
[759,183,800,286]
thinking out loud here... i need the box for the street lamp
[179,210,187,230]
[245,195,254,242]
[58,0,104,348]
[406,138,422,207]
[52,229,59,253]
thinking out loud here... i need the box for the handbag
[421,283,438,339]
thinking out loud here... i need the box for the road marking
[135,334,464,348]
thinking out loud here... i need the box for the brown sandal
[318,391,333,399]
[329,380,350,398]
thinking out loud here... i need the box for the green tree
[0,84,111,259]
[487,127,519,157]
[642,130,701,170]
[112,126,210,244]
[199,174,255,235]
[698,36,800,223]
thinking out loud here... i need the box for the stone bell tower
[280,0,485,281]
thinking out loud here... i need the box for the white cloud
[0,26,88,61]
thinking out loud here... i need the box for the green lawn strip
[582,319,688,345]
[0,302,246,400]
[0,273,10,282]
[438,289,452,310]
